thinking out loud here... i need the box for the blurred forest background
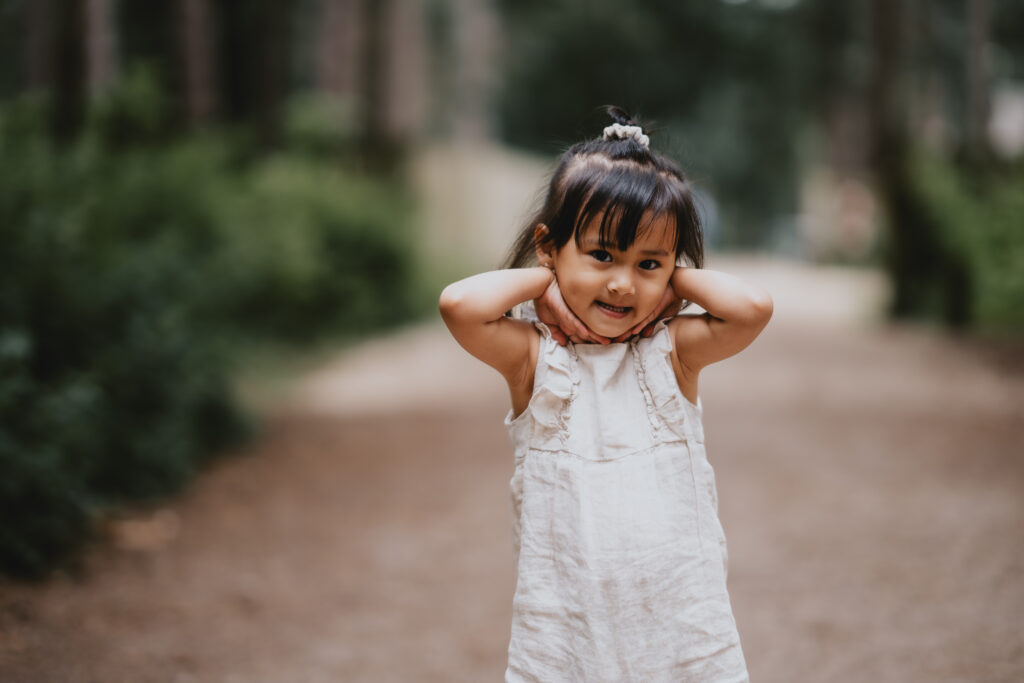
[1,0,1022,580]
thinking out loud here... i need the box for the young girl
[439,108,771,682]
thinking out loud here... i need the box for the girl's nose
[607,270,635,296]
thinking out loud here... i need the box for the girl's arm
[668,267,773,373]
[439,267,551,396]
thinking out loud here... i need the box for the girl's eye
[589,250,612,263]
[639,260,661,271]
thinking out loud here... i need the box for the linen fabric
[503,321,748,682]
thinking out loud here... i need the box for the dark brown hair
[504,106,704,270]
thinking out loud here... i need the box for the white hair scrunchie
[602,123,650,149]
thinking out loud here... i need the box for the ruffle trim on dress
[504,322,578,452]
[632,319,705,445]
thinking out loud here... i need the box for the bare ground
[2,258,1023,683]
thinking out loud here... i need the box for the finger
[661,297,684,320]
[630,317,654,337]
[572,320,595,344]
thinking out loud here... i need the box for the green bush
[910,152,1024,334]
[208,155,417,341]
[0,103,247,578]
[0,92,420,579]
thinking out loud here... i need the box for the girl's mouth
[595,301,632,318]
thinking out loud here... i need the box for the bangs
[552,162,689,257]
[504,121,704,271]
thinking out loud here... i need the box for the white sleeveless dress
[504,321,748,682]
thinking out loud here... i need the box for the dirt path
[2,255,1022,683]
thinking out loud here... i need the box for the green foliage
[0,88,420,578]
[281,92,362,160]
[209,155,417,340]
[0,100,245,578]
[910,152,1024,333]
[89,64,171,147]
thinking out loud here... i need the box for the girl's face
[537,212,677,339]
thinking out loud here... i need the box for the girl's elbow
[439,284,487,331]
[752,290,774,321]
[438,285,465,322]
[742,289,773,327]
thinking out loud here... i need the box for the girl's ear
[534,224,555,269]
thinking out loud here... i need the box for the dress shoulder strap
[504,322,578,451]
[632,320,705,444]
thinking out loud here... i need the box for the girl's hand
[612,282,683,343]
[534,278,611,346]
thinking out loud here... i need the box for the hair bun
[605,106,637,127]
[602,106,650,148]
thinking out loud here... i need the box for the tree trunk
[255,0,286,148]
[869,0,970,327]
[52,0,87,143]
[360,0,392,167]
[26,0,54,92]
[965,0,992,166]
[317,0,360,97]
[179,0,218,125]
[84,0,116,97]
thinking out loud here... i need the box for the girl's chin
[583,317,633,339]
